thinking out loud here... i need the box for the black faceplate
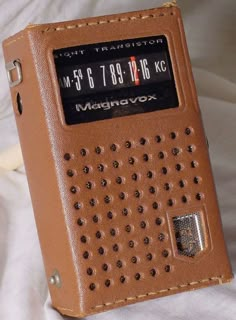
[54,35,179,125]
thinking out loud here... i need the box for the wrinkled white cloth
[0,1,236,319]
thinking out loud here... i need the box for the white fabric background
[0,1,235,319]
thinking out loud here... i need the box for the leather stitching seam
[41,12,173,33]
[92,276,224,309]
[4,35,24,47]
[55,275,224,315]
[4,11,175,47]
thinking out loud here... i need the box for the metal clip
[5,60,22,87]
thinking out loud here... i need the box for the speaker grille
[64,126,204,292]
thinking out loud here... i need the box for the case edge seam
[56,275,226,315]
[41,12,174,33]
[92,275,224,309]
[4,10,176,47]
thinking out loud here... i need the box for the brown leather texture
[3,6,233,318]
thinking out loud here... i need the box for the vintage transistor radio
[3,3,233,318]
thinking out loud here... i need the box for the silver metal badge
[173,212,205,257]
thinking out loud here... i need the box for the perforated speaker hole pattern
[64,127,204,292]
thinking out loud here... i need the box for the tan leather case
[2,6,233,318]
